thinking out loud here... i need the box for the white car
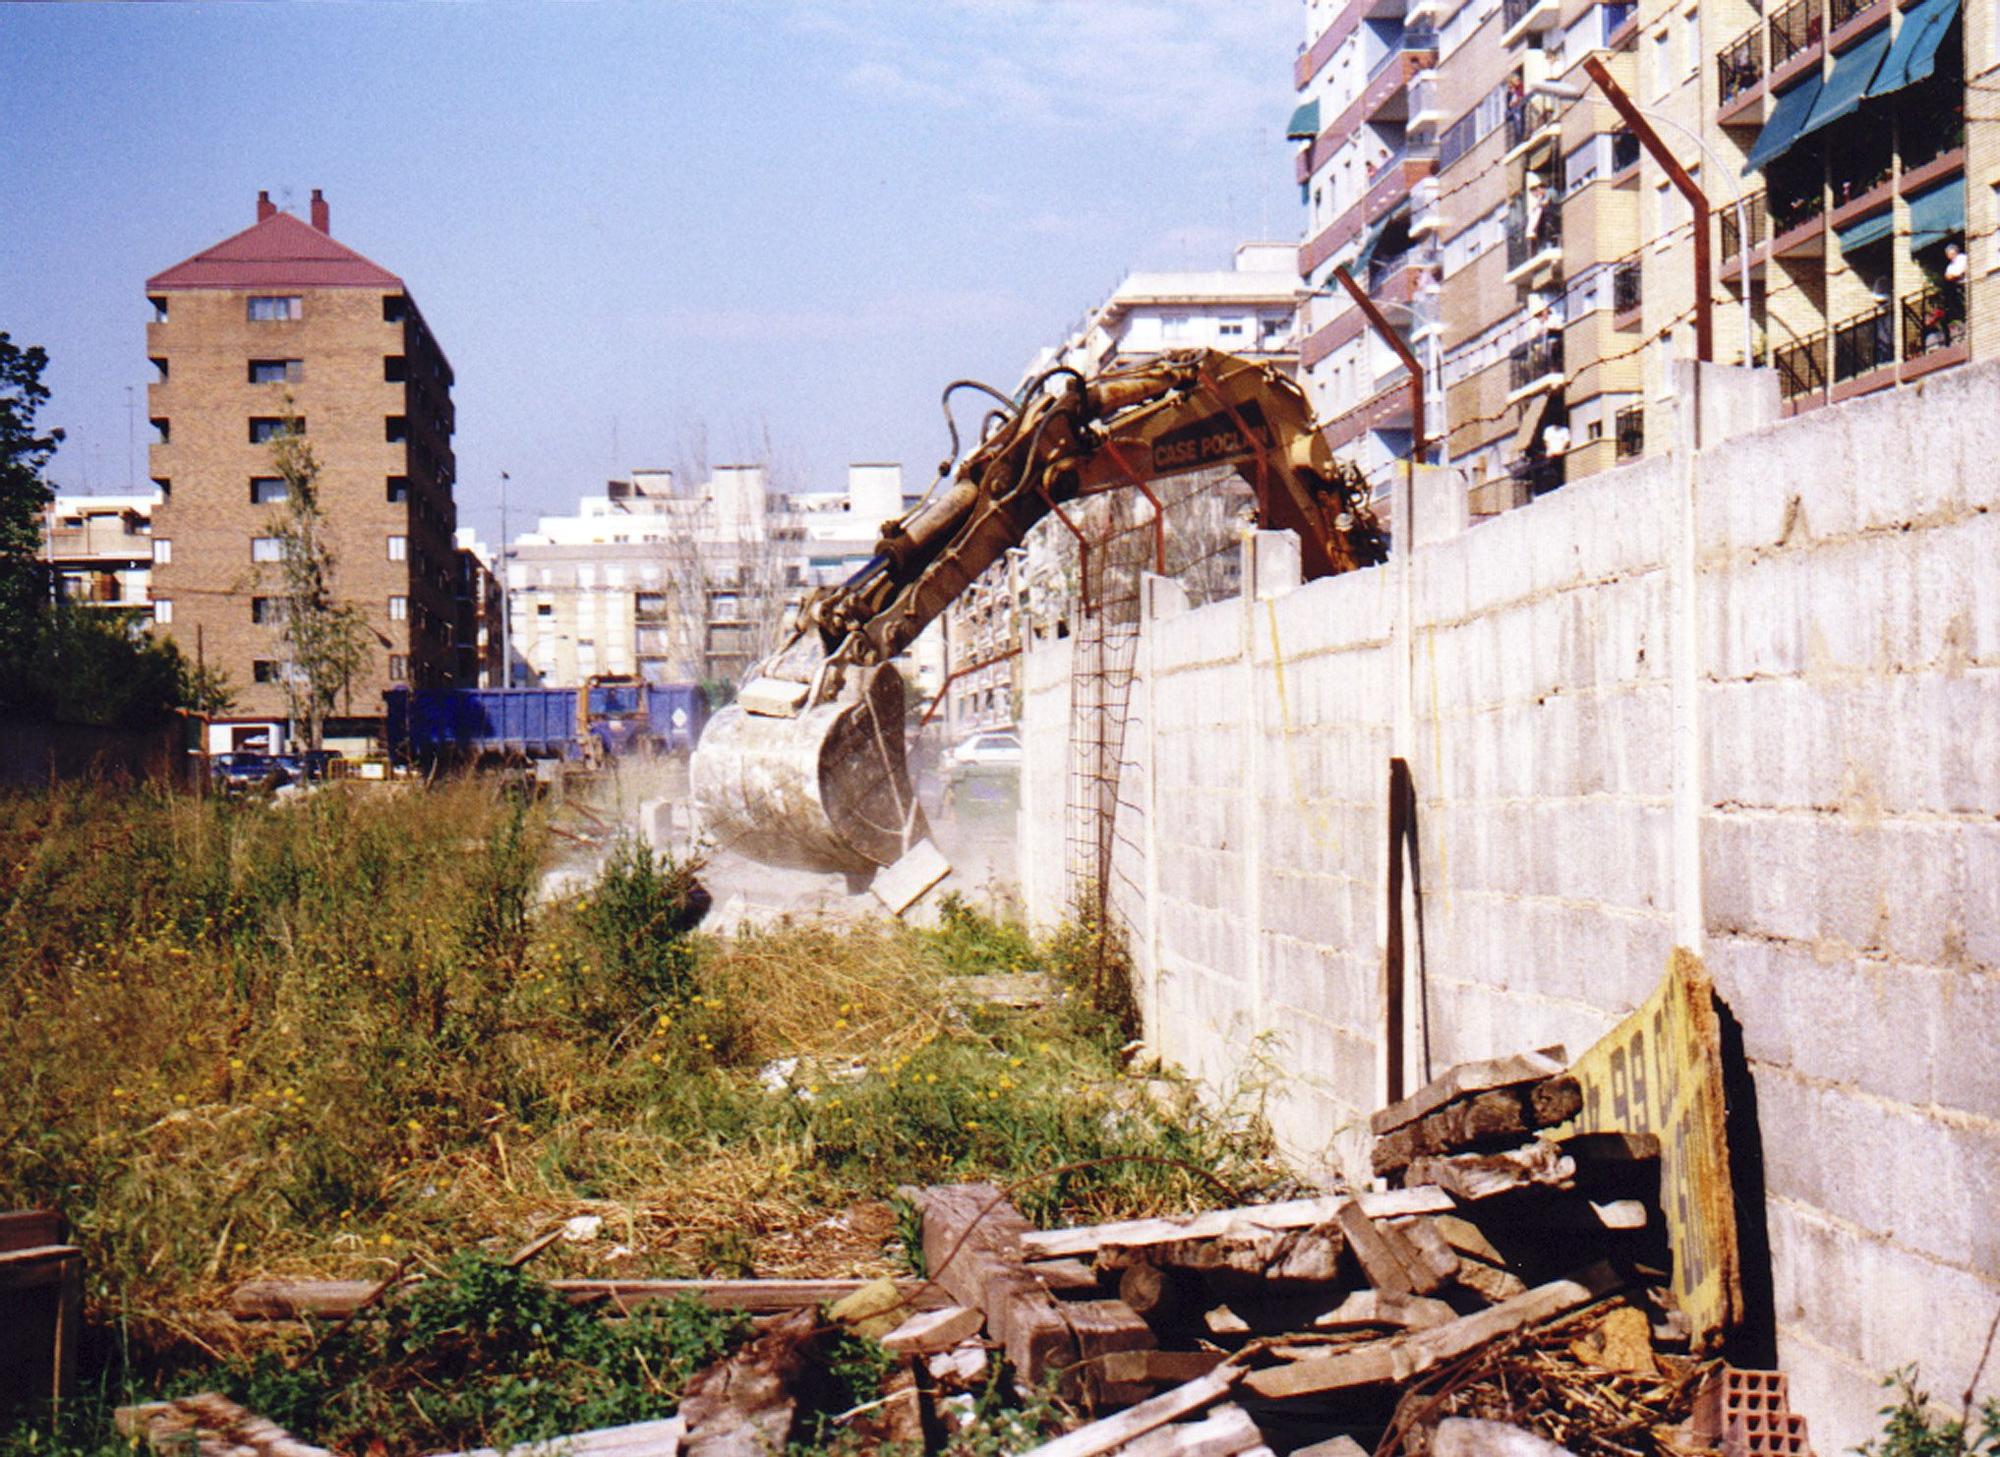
[949,730,1023,769]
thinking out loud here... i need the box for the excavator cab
[689,349,1385,884]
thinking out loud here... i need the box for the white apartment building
[43,490,162,614]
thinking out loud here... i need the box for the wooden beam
[1012,1369,1236,1457]
[1020,1189,1453,1261]
[1241,1266,1622,1399]
[1370,1049,1568,1137]
[1372,1079,1583,1176]
[226,1277,947,1321]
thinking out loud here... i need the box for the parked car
[949,730,1023,769]
[211,753,291,794]
[275,749,343,783]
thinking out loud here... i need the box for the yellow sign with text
[1558,949,1743,1349]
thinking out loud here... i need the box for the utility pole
[1581,55,1713,363]
[499,471,513,690]
[1331,266,1426,462]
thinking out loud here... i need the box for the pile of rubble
[126,1042,1798,1457]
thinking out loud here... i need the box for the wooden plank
[1063,1297,1158,1409]
[227,1277,945,1320]
[1333,1204,1414,1296]
[1404,1143,1577,1202]
[1021,1189,1453,1262]
[1370,1049,1569,1137]
[1372,1080,1583,1176]
[881,1305,983,1356]
[919,1184,1078,1395]
[0,1245,81,1295]
[442,1418,686,1457]
[1431,1214,1506,1265]
[1310,1289,1456,1332]
[116,1394,331,1457]
[1395,1219,1462,1287]
[1013,1369,1235,1457]
[1451,1260,1530,1305]
[1100,1350,1230,1384]
[1241,1265,1622,1400]
[1096,1225,1342,1284]
[0,1211,65,1256]
[1028,1259,1103,1295]
[1118,1405,1262,1457]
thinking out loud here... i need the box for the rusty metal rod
[1331,266,1427,464]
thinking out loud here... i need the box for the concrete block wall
[1015,358,2000,1451]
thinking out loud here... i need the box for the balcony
[1611,128,1642,176]
[1901,281,1967,360]
[1408,71,1445,131]
[1504,203,1563,280]
[1775,331,1826,401]
[1409,175,1443,236]
[1508,334,1566,397]
[1831,303,1895,387]
[1768,0,1822,77]
[1503,95,1560,160]
[1717,23,1764,109]
[1829,0,1889,39]
[1613,261,1642,320]
[1719,190,1768,262]
[1614,405,1645,460]
[1501,0,1561,44]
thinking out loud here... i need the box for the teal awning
[1868,0,1961,98]
[1287,98,1322,140]
[1744,73,1825,173]
[1797,26,1895,140]
[1908,174,1966,251]
[1837,207,1895,251]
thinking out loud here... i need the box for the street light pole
[1534,69,1755,367]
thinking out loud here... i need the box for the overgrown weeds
[0,781,1279,1448]
[1861,1368,2000,1457]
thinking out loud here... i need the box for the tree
[0,333,62,664]
[265,405,370,750]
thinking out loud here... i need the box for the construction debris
[190,1022,1744,1457]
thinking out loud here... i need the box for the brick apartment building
[144,190,459,751]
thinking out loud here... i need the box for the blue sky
[2,0,1302,543]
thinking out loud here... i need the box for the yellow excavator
[689,348,1388,879]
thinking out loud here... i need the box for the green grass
[0,781,1279,1454]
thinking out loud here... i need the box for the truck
[386,676,709,765]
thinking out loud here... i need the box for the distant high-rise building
[144,189,458,749]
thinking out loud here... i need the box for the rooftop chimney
[257,190,276,222]
[309,189,329,234]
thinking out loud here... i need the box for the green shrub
[581,837,708,1007]
[1860,1368,2000,1457]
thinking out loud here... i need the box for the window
[252,537,283,563]
[152,538,172,565]
[385,416,408,443]
[1161,313,1192,342]
[1219,320,1246,338]
[149,296,168,323]
[388,595,408,621]
[253,660,281,683]
[250,476,288,504]
[249,417,300,443]
[382,295,407,323]
[1650,29,1673,97]
[153,599,173,624]
[387,535,407,561]
[384,355,408,382]
[247,296,302,322]
[388,654,409,682]
[537,602,554,618]
[387,475,409,503]
[1681,7,1699,75]
[248,359,302,384]
[252,597,279,624]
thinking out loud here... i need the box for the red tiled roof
[147,210,403,292]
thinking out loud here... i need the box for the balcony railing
[1505,95,1558,151]
[1613,261,1642,314]
[1506,204,1564,268]
[1502,0,1551,33]
[1832,304,1894,381]
[1509,334,1565,392]
[1718,23,1764,104]
[1901,282,1967,359]
[1770,186,1825,237]
[1510,456,1566,496]
[1368,244,1431,292]
[1829,0,1880,31]
[1775,331,1827,399]
[1720,190,1768,259]
[1768,0,1822,70]
[1615,405,1645,459]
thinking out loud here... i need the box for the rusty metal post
[1582,55,1713,363]
[1332,266,1426,462]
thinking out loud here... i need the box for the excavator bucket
[690,662,929,876]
